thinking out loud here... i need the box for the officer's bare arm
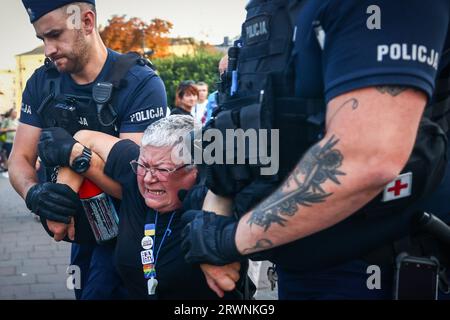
[8,123,41,198]
[235,86,427,254]
[120,132,143,145]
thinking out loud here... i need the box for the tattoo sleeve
[247,135,346,232]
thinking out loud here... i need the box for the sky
[0,0,248,69]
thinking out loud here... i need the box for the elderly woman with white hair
[39,115,244,300]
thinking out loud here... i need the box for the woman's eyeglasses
[130,160,190,180]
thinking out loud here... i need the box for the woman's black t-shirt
[104,139,240,300]
[170,107,192,116]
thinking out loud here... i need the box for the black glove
[38,127,77,167]
[25,182,79,224]
[181,210,243,265]
[178,184,208,211]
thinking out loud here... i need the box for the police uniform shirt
[294,0,450,103]
[20,48,167,133]
[104,139,240,300]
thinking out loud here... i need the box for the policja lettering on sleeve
[21,103,32,115]
[377,43,439,70]
[130,107,165,123]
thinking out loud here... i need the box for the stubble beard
[57,30,90,74]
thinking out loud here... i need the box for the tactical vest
[37,52,154,137]
[206,0,324,196]
[206,0,450,270]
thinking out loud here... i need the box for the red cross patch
[382,172,412,202]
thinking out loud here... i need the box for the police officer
[9,0,167,299]
[181,0,450,299]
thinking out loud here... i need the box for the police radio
[92,82,117,127]
[218,41,242,106]
[228,43,240,96]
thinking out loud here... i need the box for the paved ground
[0,174,75,300]
[0,175,277,300]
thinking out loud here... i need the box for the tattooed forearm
[375,86,408,96]
[247,135,345,231]
[242,239,274,254]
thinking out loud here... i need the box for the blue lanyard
[152,211,176,267]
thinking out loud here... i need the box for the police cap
[22,0,96,23]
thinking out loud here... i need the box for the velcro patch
[243,15,270,45]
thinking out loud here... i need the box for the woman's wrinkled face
[137,145,197,213]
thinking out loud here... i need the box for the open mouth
[146,189,166,196]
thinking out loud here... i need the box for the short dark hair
[175,81,199,106]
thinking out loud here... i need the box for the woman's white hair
[141,115,200,164]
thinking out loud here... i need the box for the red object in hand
[78,179,102,199]
[77,179,119,243]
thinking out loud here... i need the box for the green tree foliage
[153,50,223,107]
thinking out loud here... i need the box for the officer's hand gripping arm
[41,131,125,242]
[200,192,241,297]
[182,191,242,297]
[38,127,77,167]
[46,167,83,241]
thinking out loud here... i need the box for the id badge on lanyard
[140,211,176,296]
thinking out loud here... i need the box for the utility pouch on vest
[274,95,325,179]
[202,72,325,198]
[202,91,272,196]
[37,93,82,136]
